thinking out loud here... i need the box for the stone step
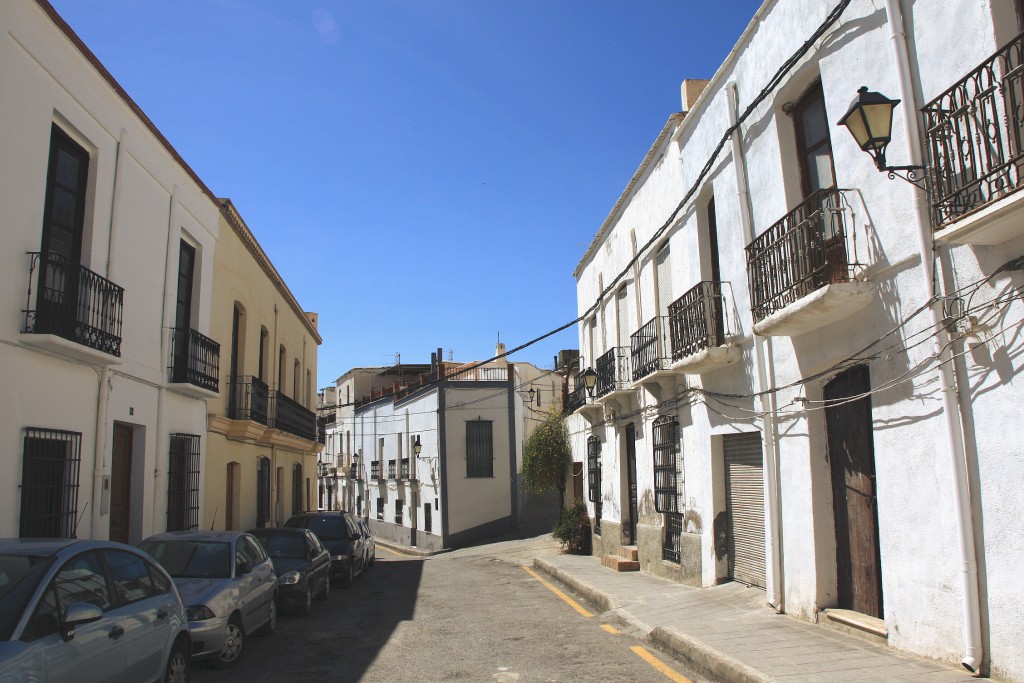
[619,545,638,561]
[820,608,888,646]
[601,554,640,572]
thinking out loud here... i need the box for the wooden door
[625,424,638,545]
[825,366,884,618]
[109,424,132,543]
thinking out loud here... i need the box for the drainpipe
[151,186,179,532]
[883,0,982,672]
[727,81,785,613]
[91,128,127,538]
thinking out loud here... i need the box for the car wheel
[315,574,330,601]
[296,585,312,616]
[210,618,244,669]
[164,639,189,683]
[257,597,277,636]
[341,560,353,588]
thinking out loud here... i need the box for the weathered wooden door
[109,424,133,543]
[825,365,884,618]
[625,424,638,545]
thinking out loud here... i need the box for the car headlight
[186,605,216,622]
[278,570,301,585]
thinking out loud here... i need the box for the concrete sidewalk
[535,553,981,683]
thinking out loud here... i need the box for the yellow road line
[601,624,619,635]
[630,646,693,683]
[521,566,593,618]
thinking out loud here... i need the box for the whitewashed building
[0,0,220,543]
[567,0,1024,679]
[352,347,562,551]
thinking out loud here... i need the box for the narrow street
[191,540,705,683]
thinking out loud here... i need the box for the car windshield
[140,541,231,578]
[0,553,55,641]
[255,534,306,559]
[293,517,347,542]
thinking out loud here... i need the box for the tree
[522,409,572,509]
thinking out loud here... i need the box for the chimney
[495,342,507,366]
[680,79,710,113]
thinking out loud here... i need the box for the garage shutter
[724,432,766,588]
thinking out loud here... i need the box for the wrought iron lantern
[581,367,598,397]
[837,86,924,188]
[413,435,422,457]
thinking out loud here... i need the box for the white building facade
[568,0,1024,680]
[0,0,221,543]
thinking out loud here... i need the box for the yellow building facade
[204,200,322,531]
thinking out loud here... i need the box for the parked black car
[283,512,365,587]
[248,528,330,615]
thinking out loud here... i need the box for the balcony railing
[400,458,410,480]
[746,188,854,324]
[23,251,124,357]
[169,327,220,392]
[631,316,671,381]
[668,281,726,361]
[388,460,397,479]
[566,372,587,413]
[228,376,269,425]
[270,391,317,441]
[924,31,1024,230]
[371,461,381,481]
[595,347,631,398]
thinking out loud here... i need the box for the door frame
[109,423,133,543]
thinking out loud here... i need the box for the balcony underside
[933,190,1024,245]
[753,281,876,337]
[22,333,122,366]
[168,380,219,400]
[670,344,740,374]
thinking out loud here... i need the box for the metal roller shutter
[724,432,766,588]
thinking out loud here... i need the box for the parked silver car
[140,530,276,669]
[0,538,190,683]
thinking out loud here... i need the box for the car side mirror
[61,602,102,641]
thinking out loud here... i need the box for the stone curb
[533,556,617,613]
[373,539,450,558]
[649,626,771,683]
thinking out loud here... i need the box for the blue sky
[48,0,764,388]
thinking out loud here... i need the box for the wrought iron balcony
[371,461,381,481]
[169,327,220,393]
[566,372,587,414]
[595,347,631,398]
[227,376,269,425]
[924,30,1024,240]
[22,251,124,358]
[746,188,855,324]
[668,281,726,360]
[631,316,671,381]
[270,391,316,441]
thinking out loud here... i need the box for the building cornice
[219,199,322,344]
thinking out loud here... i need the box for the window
[395,500,404,525]
[292,463,303,515]
[103,550,157,605]
[167,434,200,531]
[388,460,397,479]
[19,428,82,538]
[40,125,88,264]
[376,498,384,521]
[663,512,684,564]
[258,327,268,382]
[53,551,109,611]
[293,359,300,399]
[466,420,493,478]
[793,81,835,197]
[278,345,286,391]
[587,436,602,535]
[424,503,432,533]
[653,416,683,563]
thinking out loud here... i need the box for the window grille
[424,503,432,533]
[387,460,396,479]
[663,512,684,563]
[19,428,82,538]
[466,420,493,478]
[587,436,602,535]
[292,463,303,516]
[166,434,200,531]
[371,460,381,480]
[653,416,681,513]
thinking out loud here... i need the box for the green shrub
[552,501,592,555]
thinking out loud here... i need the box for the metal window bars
[19,428,82,538]
[167,434,200,531]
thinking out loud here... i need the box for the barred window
[20,428,82,538]
[653,416,681,513]
[466,420,493,478]
[663,512,684,563]
[167,434,200,532]
[424,503,432,533]
[587,436,602,535]
[395,499,404,525]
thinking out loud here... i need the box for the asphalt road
[191,539,706,683]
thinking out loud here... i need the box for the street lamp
[581,367,598,397]
[413,435,422,457]
[837,86,925,188]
